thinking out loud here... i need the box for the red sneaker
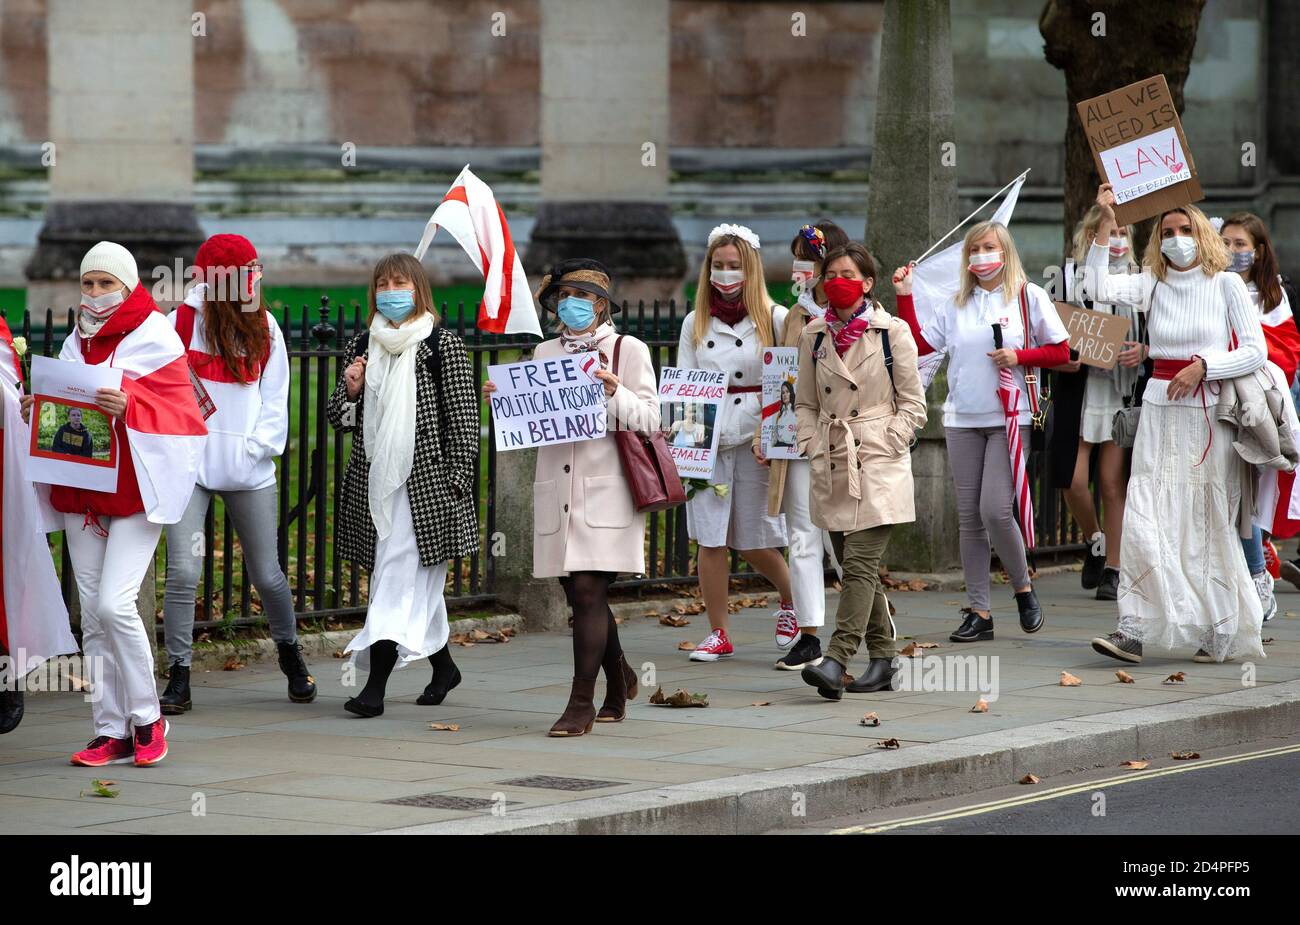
[689,628,733,662]
[774,608,800,650]
[133,718,170,767]
[1263,537,1281,580]
[70,735,134,767]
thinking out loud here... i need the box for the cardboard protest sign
[27,355,122,492]
[1057,302,1131,370]
[487,352,606,451]
[658,366,725,479]
[761,347,800,460]
[1077,74,1203,226]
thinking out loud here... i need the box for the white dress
[345,483,449,670]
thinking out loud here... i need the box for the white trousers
[63,512,163,738]
[781,459,832,628]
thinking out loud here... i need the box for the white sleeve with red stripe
[250,317,289,459]
[113,312,208,524]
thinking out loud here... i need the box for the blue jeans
[1241,525,1266,576]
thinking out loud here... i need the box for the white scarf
[363,312,434,540]
[560,321,614,359]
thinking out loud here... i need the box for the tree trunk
[1040,0,1205,257]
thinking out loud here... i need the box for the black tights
[355,641,455,708]
[560,571,624,681]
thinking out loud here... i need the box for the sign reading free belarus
[487,352,608,451]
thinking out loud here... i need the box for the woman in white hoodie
[161,235,313,712]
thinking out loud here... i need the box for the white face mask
[79,288,126,319]
[1160,235,1198,268]
[1108,237,1129,258]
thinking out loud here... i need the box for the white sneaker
[1253,570,1278,623]
[774,609,800,649]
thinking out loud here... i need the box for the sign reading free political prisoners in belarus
[1077,74,1203,226]
[659,366,726,479]
[487,352,607,450]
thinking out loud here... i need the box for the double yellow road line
[832,741,1300,834]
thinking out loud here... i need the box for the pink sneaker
[133,718,170,767]
[774,609,800,649]
[690,628,734,662]
[70,735,134,767]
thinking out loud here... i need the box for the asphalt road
[778,734,1300,835]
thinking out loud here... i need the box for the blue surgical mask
[557,295,596,331]
[1229,249,1256,273]
[376,289,415,322]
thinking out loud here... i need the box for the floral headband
[708,223,760,251]
[798,224,826,258]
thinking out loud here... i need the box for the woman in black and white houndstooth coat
[326,253,480,717]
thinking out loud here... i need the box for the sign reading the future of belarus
[761,347,801,460]
[658,366,725,479]
[1077,73,1203,226]
[487,352,607,451]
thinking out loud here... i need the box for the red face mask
[823,277,867,311]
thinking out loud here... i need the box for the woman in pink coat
[484,259,659,737]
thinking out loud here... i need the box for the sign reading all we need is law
[1077,74,1203,226]
[487,352,607,451]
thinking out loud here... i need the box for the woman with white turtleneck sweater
[1086,184,1267,666]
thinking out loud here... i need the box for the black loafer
[801,658,847,700]
[1016,588,1044,633]
[1096,567,1120,602]
[417,665,462,706]
[0,688,24,735]
[845,657,897,693]
[949,609,993,643]
[344,697,384,718]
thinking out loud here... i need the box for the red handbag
[610,335,686,512]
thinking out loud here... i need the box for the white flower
[711,483,730,499]
[707,223,761,251]
[11,336,26,357]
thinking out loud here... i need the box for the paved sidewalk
[1,570,1298,834]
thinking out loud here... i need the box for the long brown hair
[1222,212,1283,312]
[367,253,439,326]
[202,291,272,382]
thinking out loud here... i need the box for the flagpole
[912,169,1032,265]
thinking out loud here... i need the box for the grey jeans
[162,484,297,666]
[944,425,1032,612]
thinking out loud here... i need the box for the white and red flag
[0,317,76,676]
[414,165,543,338]
[996,363,1036,550]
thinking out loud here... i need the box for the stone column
[865,0,960,572]
[525,0,686,304]
[25,0,203,311]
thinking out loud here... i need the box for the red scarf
[708,287,750,328]
[828,302,871,357]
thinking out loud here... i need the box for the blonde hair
[692,234,777,348]
[1142,204,1229,281]
[1072,205,1136,268]
[957,221,1027,306]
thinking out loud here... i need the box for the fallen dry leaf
[647,686,708,708]
[1019,774,1041,785]
[749,701,772,707]
[898,641,937,657]
[1163,672,1186,685]
[1120,759,1150,770]
[673,601,706,616]
[1060,671,1082,687]
[1170,750,1200,761]
[613,616,624,625]
[970,698,989,713]
[428,723,460,732]
[1262,637,1275,646]
[859,712,880,727]
[1115,670,1135,684]
[676,641,695,651]
[332,650,346,659]
[876,738,901,749]
[222,656,245,671]
[660,614,691,628]
[642,609,660,618]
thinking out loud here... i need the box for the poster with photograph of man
[26,355,122,493]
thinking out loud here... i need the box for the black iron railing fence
[18,298,1080,632]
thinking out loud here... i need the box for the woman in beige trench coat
[484,259,659,737]
[796,244,927,697]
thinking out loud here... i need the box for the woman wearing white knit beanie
[1086,185,1268,666]
[21,240,207,768]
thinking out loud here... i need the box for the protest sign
[27,355,122,492]
[1057,302,1131,370]
[761,347,801,460]
[487,352,607,451]
[659,366,725,479]
[1077,74,1203,226]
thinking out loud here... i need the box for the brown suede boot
[548,678,598,737]
[595,655,639,723]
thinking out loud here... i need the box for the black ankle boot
[801,657,847,701]
[950,609,993,643]
[0,688,24,734]
[845,657,897,693]
[417,664,462,706]
[276,641,317,703]
[1015,588,1044,633]
[159,662,192,715]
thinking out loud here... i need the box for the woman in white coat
[485,259,659,736]
[680,225,795,663]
